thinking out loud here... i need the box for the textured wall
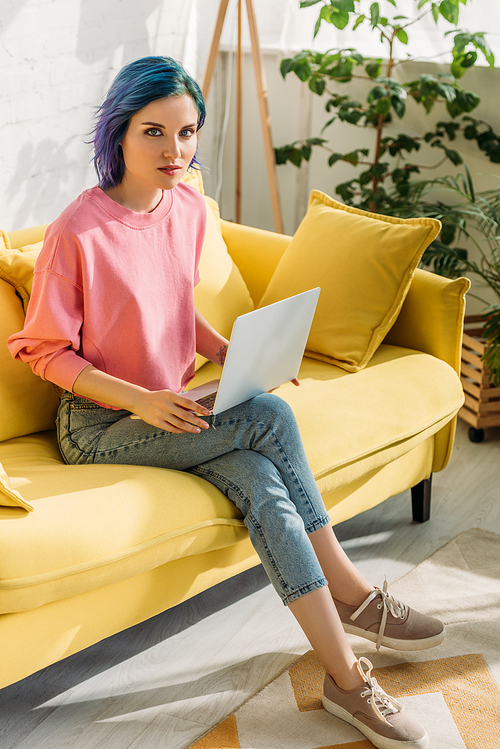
[2,0,500,254]
[0,0,218,231]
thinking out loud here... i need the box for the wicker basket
[459,315,500,440]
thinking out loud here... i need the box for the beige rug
[188,528,500,748]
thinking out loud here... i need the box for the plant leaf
[438,0,459,25]
[392,95,406,118]
[332,0,356,11]
[365,60,382,78]
[352,13,365,30]
[443,146,463,165]
[307,136,329,146]
[482,305,500,386]
[436,82,458,102]
[290,150,304,167]
[330,9,351,30]
[329,152,345,166]
[359,170,373,186]
[370,2,380,27]
[309,77,326,95]
[280,58,294,79]
[395,28,409,45]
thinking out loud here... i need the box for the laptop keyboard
[196,392,217,411]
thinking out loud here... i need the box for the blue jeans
[56,392,330,605]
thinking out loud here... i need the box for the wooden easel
[202,0,284,233]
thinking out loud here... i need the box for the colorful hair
[92,56,206,190]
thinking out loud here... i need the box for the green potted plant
[275,0,498,214]
[390,169,500,441]
[275,0,500,440]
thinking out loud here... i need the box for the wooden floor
[1,419,499,749]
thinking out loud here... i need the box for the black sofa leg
[411,476,432,523]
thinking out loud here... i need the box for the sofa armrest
[384,268,470,375]
[385,269,470,474]
[220,219,292,306]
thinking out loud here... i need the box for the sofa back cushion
[0,279,60,442]
[194,197,254,369]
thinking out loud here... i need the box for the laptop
[186,287,320,415]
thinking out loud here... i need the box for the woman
[8,56,442,749]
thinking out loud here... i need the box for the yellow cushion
[194,197,254,369]
[0,460,33,512]
[220,219,292,305]
[0,241,42,313]
[0,280,60,444]
[0,229,10,250]
[259,190,441,372]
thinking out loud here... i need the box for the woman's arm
[195,309,229,366]
[72,310,224,432]
[73,366,211,434]
[73,310,228,431]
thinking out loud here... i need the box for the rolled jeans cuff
[282,576,330,606]
[305,513,331,534]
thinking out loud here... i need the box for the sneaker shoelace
[359,657,402,723]
[350,579,409,650]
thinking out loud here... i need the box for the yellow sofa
[0,186,469,690]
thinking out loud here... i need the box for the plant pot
[459,315,500,442]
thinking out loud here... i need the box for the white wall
[0,0,220,231]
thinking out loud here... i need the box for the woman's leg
[58,391,442,653]
[308,524,373,605]
[187,448,365,690]
[288,587,365,690]
[188,448,330,605]
[308,524,445,653]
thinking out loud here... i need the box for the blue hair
[92,56,206,190]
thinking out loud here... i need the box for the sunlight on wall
[0,0,218,231]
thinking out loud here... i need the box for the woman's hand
[131,390,211,434]
[72,366,210,435]
[268,377,300,394]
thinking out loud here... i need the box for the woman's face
[119,94,199,194]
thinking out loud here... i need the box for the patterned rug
[187,528,500,748]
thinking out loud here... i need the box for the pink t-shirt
[8,183,207,406]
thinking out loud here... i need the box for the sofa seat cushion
[0,432,248,614]
[0,344,463,615]
[279,344,464,496]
